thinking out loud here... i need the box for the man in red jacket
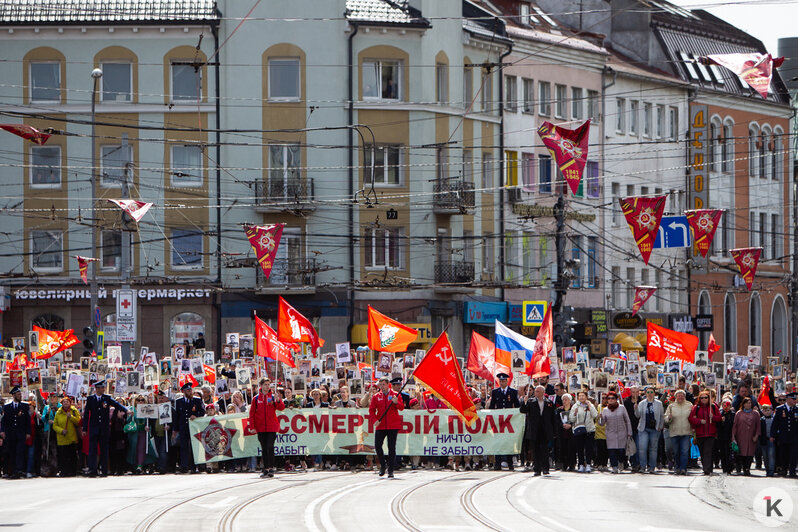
[369,377,405,478]
[249,378,285,478]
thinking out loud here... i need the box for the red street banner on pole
[278,297,323,354]
[701,53,784,99]
[255,315,296,368]
[108,199,153,222]
[708,333,720,358]
[537,119,590,195]
[631,286,657,316]
[685,209,723,258]
[244,223,284,280]
[367,305,418,352]
[0,124,51,145]
[646,322,699,364]
[729,247,762,291]
[75,256,99,285]
[413,331,478,426]
[32,325,79,360]
[526,305,552,378]
[619,196,667,265]
[466,331,508,386]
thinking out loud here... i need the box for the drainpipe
[601,66,615,312]
[348,22,359,338]
[498,40,512,304]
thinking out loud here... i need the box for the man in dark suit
[772,391,798,477]
[488,373,520,470]
[0,386,30,478]
[174,382,205,473]
[519,384,558,475]
[83,380,127,477]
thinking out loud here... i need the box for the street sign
[94,307,102,328]
[653,216,691,249]
[522,301,547,326]
[116,289,136,342]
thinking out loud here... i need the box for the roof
[506,25,605,55]
[0,0,219,24]
[346,0,430,27]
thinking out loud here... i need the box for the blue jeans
[629,433,639,467]
[638,428,660,470]
[671,434,691,472]
[26,445,35,474]
[761,440,776,476]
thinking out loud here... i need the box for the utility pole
[553,191,566,315]
[89,68,102,339]
[120,133,132,364]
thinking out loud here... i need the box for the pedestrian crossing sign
[522,301,547,326]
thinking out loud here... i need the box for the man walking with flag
[369,377,404,478]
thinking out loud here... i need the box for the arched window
[724,292,737,352]
[748,125,759,178]
[749,292,761,346]
[721,119,734,174]
[761,126,772,180]
[698,291,711,349]
[773,127,784,181]
[32,313,65,331]
[709,117,721,173]
[771,296,788,359]
[170,312,205,347]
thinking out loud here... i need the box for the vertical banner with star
[619,196,666,265]
[729,247,762,291]
[685,209,724,258]
[700,53,784,99]
[537,119,590,195]
[244,223,284,280]
[631,286,657,316]
[75,256,99,285]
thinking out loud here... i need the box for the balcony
[255,258,317,294]
[255,178,315,214]
[433,181,475,213]
[434,261,475,291]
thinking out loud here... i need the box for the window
[750,293,761,346]
[555,84,566,118]
[571,235,582,288]
[481,68,493,113]
[721,122,734,173]
[773,133,783,180]
[643,102,652,137]
[365,145,402,186]
[708,120,720,172]
[481,153,494,189]
[171,145,203,187]
[772,213,781,260]
[758,131,767,178]
[586,160,599,199]
[669,107,679,140]
[364,227,403,269]
[462,149,473,183]
[654,270,662,311]
[437,147,449,182]
[464,67,473,108]
[724,293,737,352]
[520,3,531,24]
[750,211,757,248]
[538,154,551,194]
[611,182,620,224]
[363,60,400,100]
[100,62,132,102]
[505,232,514,282]
[171,62,201,102]
[268,229,303,285]
[538,81,551,116]
[522,78,534,113]
[722,210,734,253]
[611,266,620,308]
[463,230,474,264]
[571,87,583,120]
[615,98,625,133]
[587,90,599,121]
[521,153,535,192]
[759,212,767,260]
[587,236,597,288]
[31,230,63,271]
[483,237,495,274]
[100,144,131,187]
[539,237,549,286]
[629,100,638,135]
[626,268,635,308]
[101,230,121,270]
[504,75,517,111]
[656,105,665,138]
[268,58,300,100]
[30,146,60,186]
[30,62,60,102]
[436,63,449,104]
[170,229,203,269]
[522,232,533,285]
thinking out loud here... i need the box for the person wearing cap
[368,377,405,478]
[599,392,632,474]
[83,380,128,477]
[488,373,519,471]
[390,377,411,408]
[772,391,798,477]
[0,386,30,478]
[174,381,205,473]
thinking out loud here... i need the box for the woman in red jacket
[368,377,405,478]
[249,378,285,478]
[689,390,723,475]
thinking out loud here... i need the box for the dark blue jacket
[1,401,30,439]
[82,394,127,436]
[174,396,206,432]
[489,387,520,409]
[772,404,798,444]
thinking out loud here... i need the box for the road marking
[510,478,578,532]
[320,479,380,532]
[514,484,538,514]
[585,479,639,489]
[639,527,712,532]
[203,496,237,509]
[304,478,379,532]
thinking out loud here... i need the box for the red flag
[255,315,296,368]
[179,373,199,389]
[413,332,478,426]
[758,375,772,407]
[203,365,216,384]
[75,256,99,285]
[244,224,284,280]
[631,286,657,316]
[701,53,784,99]
[537,119,590,195]
[646,322,699,364]
[278,297,323,353]
[620,196,667,265]
[32,325,79,360]
[367,306,418,352]
[9,353,35,370]
[466,331,508,386]
[526,305,553,378]
[0,124,50,145]
[729,247,762,291]
[108,199,153,222]
[708,333,720,358]
[685,209,723,258]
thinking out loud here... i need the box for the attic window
[693,56,714,83]
[520,3,531,25]
[678,51,700,80]
[532,5,558,27]
[708,64,725,85]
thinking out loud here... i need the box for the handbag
[573,406,588,436]
[731,441,739,453]
[625,436,637,457]
[123,417,138,434]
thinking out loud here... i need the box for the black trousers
[178,429,195,470]
[778,441,798,476]
[257,432,277,472]
[718,438,734,473]
[57,443,78,477]
[5,436,25,475]
[87,432,110,475]
[530,438,550,473]
[375,429,398,474]
[697,437,715,474]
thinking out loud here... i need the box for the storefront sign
[689,104,709,268]
[351,323,433,345]
[464,302,507,324]
[612,312,643,330]
[13,287,212,302]
[669,314,694,333]
[508,304,523,323]
[512,203,596,222]
[591,310,608,333]
[694,314,714,331]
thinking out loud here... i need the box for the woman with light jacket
[53,396,81,477]
[599,392,633,473]
[664,389,693,475]
[569,391,598,473]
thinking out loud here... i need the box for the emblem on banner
[194,418,238,460]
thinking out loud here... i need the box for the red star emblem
[193,417,238,461]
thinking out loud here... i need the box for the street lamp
[89,68,102,339]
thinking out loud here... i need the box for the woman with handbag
[125,395,149,474]
[569,391,598,473]
[599,392,633,473]
[556,394,576,471]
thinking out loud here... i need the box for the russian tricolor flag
[495,320,536,373]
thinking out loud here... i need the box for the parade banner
[367,305,418,352]
[619,195,666,265]
[646,322,698,364]
[244,223,284,280]
[108,199,153,223]
[75,256,99,285]
[537,119,590,195]
[0,123,51,145]
[685,209,723,258]
[729,247,762,291]
[189,408,525,464]
[631,286,657,316]
[701,53,784,99]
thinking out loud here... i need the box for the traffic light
[562,306,578,347]
[83,326,95,357]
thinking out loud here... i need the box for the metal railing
[433,180,475,211]
[256,257,317,287]
[255,178,315,211]
[435,261,475,284]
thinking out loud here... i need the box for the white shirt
[537,398,545,412]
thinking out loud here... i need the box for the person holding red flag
[368,377,405,478]
[249,378,285,478]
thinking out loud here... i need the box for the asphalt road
[1,468,795,531]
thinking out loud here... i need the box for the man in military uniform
[82,380,127,477]
[772,391,798,478]
[174,382,205,473]
[0,386,30,478]
[488,373,520,470]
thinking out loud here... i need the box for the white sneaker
[501,461,508,469]
[578,465,585,473]
[612,466,619,474]
[26,473,33,479]
[586,465,592,473]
